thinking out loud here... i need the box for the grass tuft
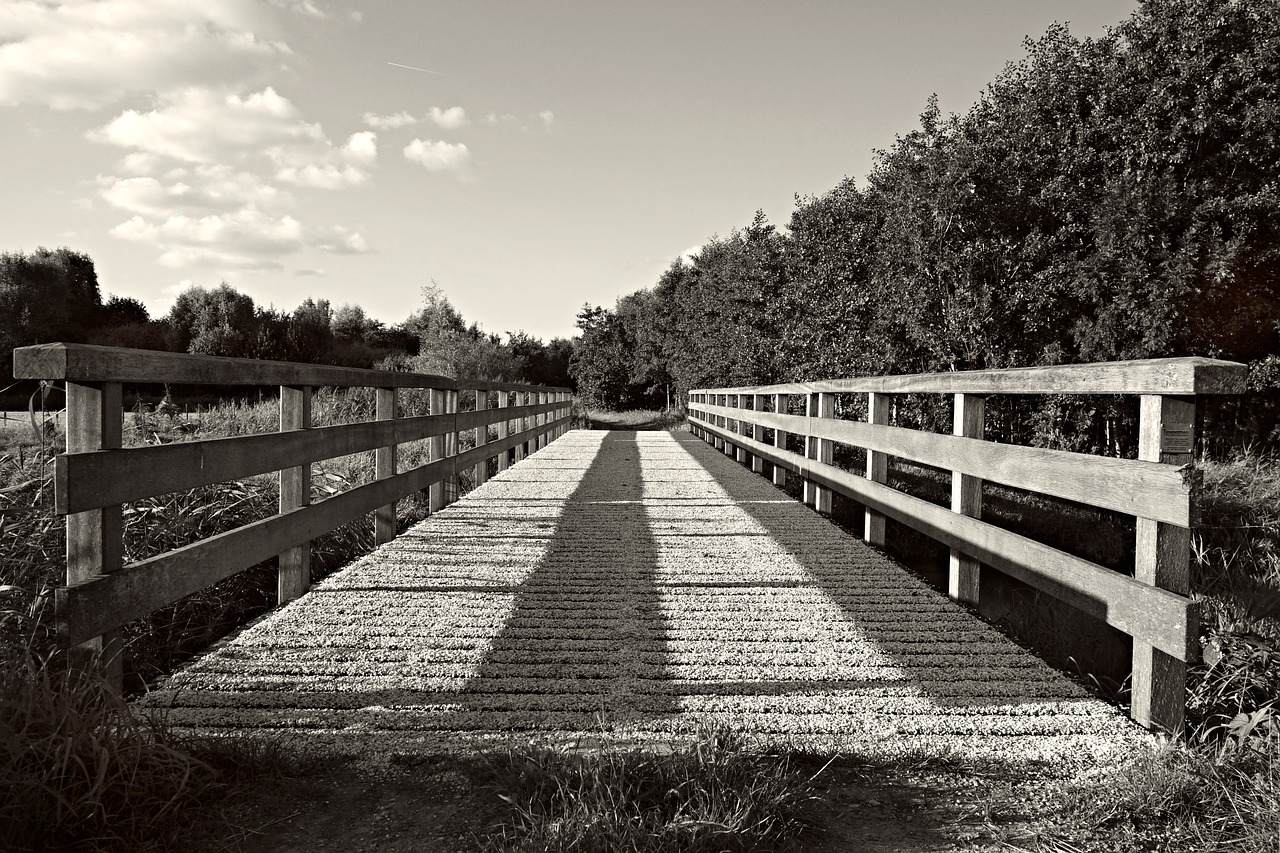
[0,651,216,852]
[478,726,823,853]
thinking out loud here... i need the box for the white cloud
[91,87,324,165]
[538,110,555,129]
[268,0,327,18]
[403,138,470,173]
[274,163,368,189]
[295,268,326,276]
[110,207,306,270]
[342,131,377,166]
[0,1,291,110]
[427,106,467,129]
[98,167,291,217]
[362,111,418,130]
[311,227,370,254]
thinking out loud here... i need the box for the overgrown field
[2,396,1278,851]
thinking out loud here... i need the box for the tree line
[1,249,572,393]
[569,0,1280,448]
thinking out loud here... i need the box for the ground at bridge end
[152,427,1170,852]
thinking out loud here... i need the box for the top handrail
[12,342,571,393]
[692,356,1247,397]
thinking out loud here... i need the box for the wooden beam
[278,385,311,603]
[688,357,1247,397]
[374,388,397,545]
[1131,394,1196,733]
[62,381,124,689]
[865,392,889,547]
[688,402,1193,527]
[950,393,984,605]
[429,389,446,513]
[773,393,788,487]
[14,342,573,393]
[497,392,510,472]
[474,388,489,487]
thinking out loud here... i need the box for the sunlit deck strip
[139,429,1152,771]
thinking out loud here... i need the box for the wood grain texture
[374,388,397,546]
[688,402,1192,526]
[950,394,984,605]
[496,392,510,472]
[751,394,766,474]
[14,342,570,393]
[689,356,1247,397]
[62,381,124,685]
[1131,394,1197,733]
[474,388,489,487]
[278,386,311,603]
[865,392,889,547]
[772,393,788,487]
[694,419,1197,662]
[58,412,456,514]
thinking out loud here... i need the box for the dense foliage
[1,254,572,387]
[571,0,1280,427]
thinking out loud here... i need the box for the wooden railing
[689,357,1249,733]
[12,343,572,690]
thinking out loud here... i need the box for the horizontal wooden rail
[692,418,1196,660]
[12,342,573,690]
[693,402,1195,527]
[12,342,569,393]
[700,356,1246,397]
[57,414,571,647]
[689,356,1248,734]
[56,401,561,514]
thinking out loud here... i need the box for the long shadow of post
[459,430,678,732]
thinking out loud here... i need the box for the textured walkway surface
[140,430,1150,770]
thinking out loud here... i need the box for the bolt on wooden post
[949,393,984,605]
[1132,393,1196,733]
[865,391,889,546]
[278,385,312,602]
[63,380,124,689]
[374,387,397,545]
[773,393,789,487]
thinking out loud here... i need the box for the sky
[0,0,1138,342]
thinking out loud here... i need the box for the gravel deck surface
[139,429,1152,772]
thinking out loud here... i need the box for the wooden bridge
[13,345,1249,769]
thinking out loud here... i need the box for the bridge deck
[140,430,1150,770]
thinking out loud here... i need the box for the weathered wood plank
[1131,394,1197,733]
[690,356,1247,397]
[474,389,489,488]
[688,402,1192,526]
[374,388,397,545]
[62,381,124,686]
[772,393,788,487]
[496,392,510,472]
[694,419,1197,661]
[278,386,311,603]
[14,342,571,393]
[865,392,889,546]
[950,393,983,605]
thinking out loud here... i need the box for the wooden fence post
[497,391,510,471]
[446,389,459,503]
[515,392,527,462]
[865,392,889,547]
[734,394,748,464]
[474,388,489,487]
[808,393,834,513]
[751,394,766,474]
[950,393,984,604]
[374,387,397,545]
[1132,393,1195,732]
[279,385,312,602]
[64,381,124,690]
[773,393,788,487]
[429,387,445,513]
